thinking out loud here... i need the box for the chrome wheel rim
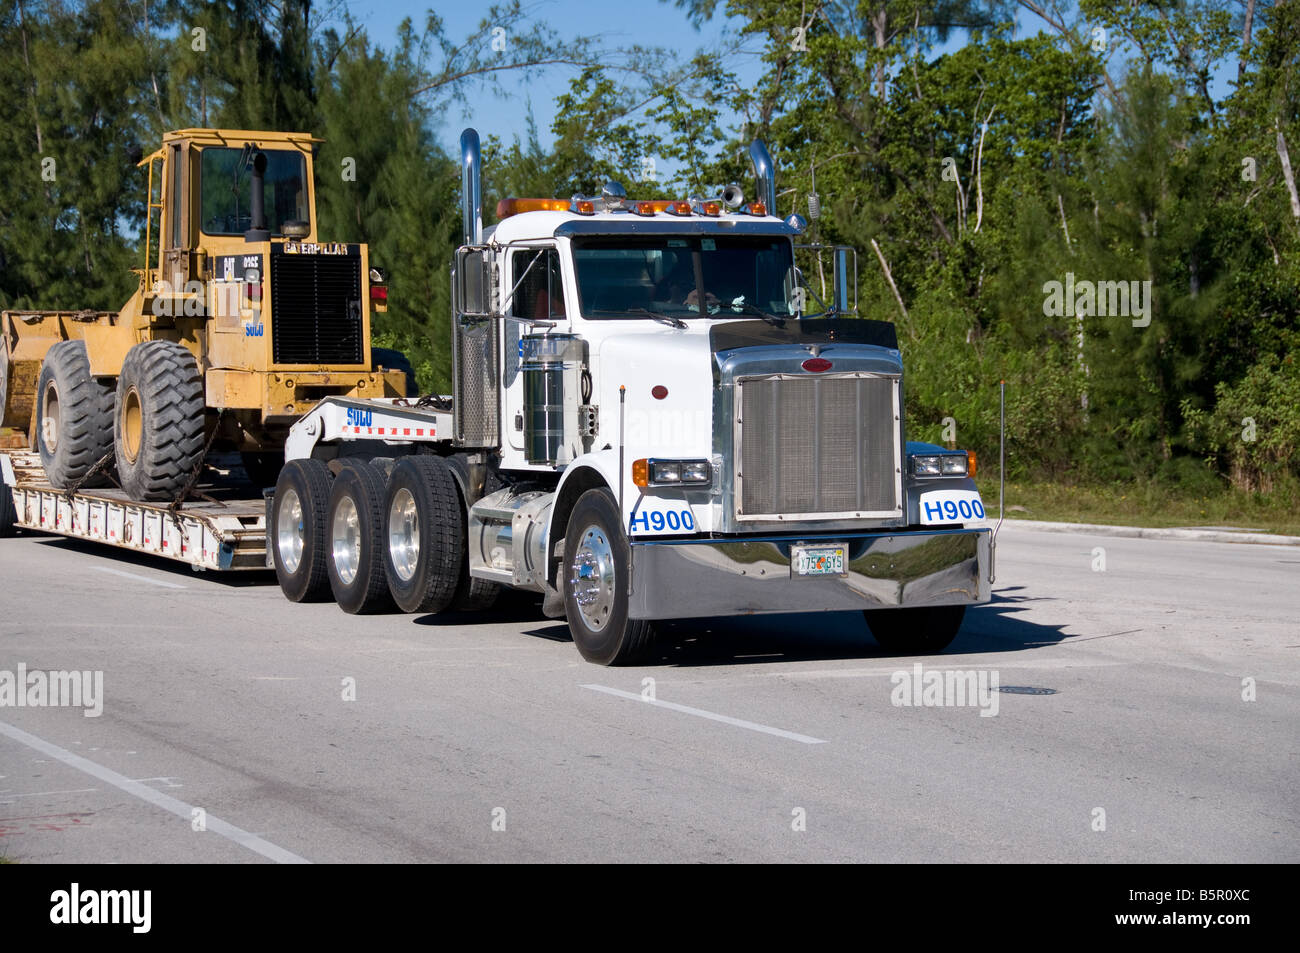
[277,488,305,574]
[570,523,616,632]
[388,487,420,583]
[331,495,361,585]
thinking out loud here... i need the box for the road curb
[996,518,1300,546]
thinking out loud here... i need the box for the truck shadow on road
[441,584,1078,667]
[30,536,277,587]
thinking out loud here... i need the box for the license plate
[791,544,847,577]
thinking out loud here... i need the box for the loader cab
[138,129,320,296]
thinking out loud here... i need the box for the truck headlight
[910,453,968,478]
[633,458,712,487]
[940,455,968,476]
[911,455,942,476]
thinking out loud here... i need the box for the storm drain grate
[997,686,1059,695]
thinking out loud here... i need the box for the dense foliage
[2,0,1295,494]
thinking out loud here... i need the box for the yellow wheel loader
[0,129,408,500]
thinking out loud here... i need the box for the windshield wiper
[628,307,687,329]
[729,301,787,326]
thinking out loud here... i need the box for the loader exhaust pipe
[245,150,269,243]
[748,140,776,216]
[461,129,483,246]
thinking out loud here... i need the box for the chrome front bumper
[628,528,991,620]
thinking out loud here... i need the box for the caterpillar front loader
[0,129,408,500]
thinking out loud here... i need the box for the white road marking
[581,684,828,745]
[0,720,309,864]
[90,566,186,590]
[0,787,99,800]
[754,658,1127,679]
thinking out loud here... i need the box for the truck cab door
[502,245,566,452]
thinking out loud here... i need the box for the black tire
[450,573,503,613]
[372,347,417,397]
[562,488,656,665]
[271,459,334,602]
[864,605,967,654]
[242,450,284,489]
[114,341,205,500]
[326,461,394,614]
[35,340,114,488]
[383,456,463,613]
[1,480,17,537]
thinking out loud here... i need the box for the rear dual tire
[383,456,502,614]
[326,462,395,614]
[271,459,334,602]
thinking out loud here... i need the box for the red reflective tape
[403,428,410,436]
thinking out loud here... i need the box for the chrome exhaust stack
[461,128,483,245]
[748,140,776,214]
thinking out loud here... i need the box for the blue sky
[345,0,768,152]
[341,2,1239,162]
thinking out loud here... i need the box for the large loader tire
[114,341,205,501]
[383,455,464,614]
[35,340,115,488]
[271,458,334,603]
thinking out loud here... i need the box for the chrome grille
[735,373,900,519]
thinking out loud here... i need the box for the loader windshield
[571,236,796,319]
[199,147,309,236]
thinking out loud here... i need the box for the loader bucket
[0,310,118,439]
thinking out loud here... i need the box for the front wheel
[863,605,967,654]
[562,488,656,666]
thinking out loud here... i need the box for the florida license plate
[791,544,847,577]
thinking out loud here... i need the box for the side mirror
[455,246,492,317]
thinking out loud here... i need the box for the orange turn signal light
[496,197,570,219]
[967,451,977,478]
[632,459,649,487]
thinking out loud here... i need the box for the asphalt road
[1,524,1296,863]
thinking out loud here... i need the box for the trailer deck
[1,449,268,570]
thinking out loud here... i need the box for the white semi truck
[0,129,991,665]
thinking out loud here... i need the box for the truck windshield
[199,147,309,236]
[571,236,796,319]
